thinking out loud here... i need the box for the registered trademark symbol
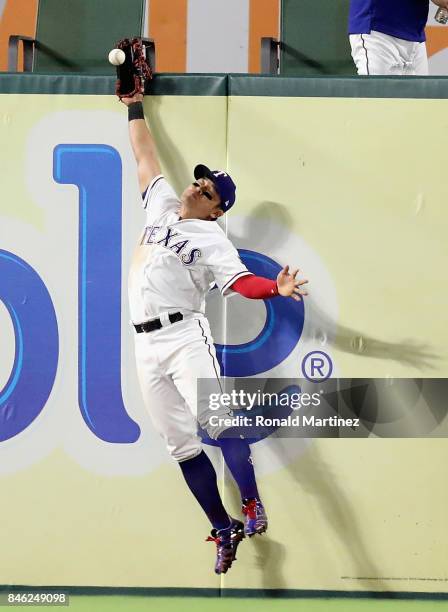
[301,351,333,382]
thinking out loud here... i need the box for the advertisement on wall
[0,83,447,593]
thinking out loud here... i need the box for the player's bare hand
[276,265,308,301]
[121,93,144,106]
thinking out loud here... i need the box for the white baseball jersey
[129,175,246,460]
[128,175,252,323]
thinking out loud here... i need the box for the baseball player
[349,0,448,75]
[122,92,308,574]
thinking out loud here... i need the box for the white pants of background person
[350,30,428,76]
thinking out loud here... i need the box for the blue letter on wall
[53,145,140,443]
[0,251,58,442]
[216,250,305,377]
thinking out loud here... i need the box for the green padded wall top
[2,73,448,100]
[228,75,448,98]
[33,0,144,74]
[0,74,229,95]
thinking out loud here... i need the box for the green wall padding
[0,74,228,96]
[228,75,448,99]
[1,73,448,99]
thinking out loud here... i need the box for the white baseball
[108,48,126,66]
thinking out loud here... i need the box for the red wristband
[231,275,279,299]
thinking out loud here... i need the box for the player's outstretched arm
[122,93,161,194]
[231,268,308,301]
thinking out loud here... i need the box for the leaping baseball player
[122,91,308,574]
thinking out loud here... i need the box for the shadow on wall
[270,439,387,592]
[221,199,440,589]
[238,201,296,251]
[225,438,387,592]
[231,200,440,372]
[139,104,441,374]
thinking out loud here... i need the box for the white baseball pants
[350,30,428,76]
[134,315,229,462]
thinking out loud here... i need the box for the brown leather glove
[114,38,152,100]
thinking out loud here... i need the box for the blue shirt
[348,0,429,42]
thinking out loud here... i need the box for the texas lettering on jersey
[128,175,251,323]
[140,224,202,266]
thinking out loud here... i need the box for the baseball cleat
[206,524,234,574]
[206,518,245,574]
[242,498,268,536]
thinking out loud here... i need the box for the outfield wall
[0,74,447,595]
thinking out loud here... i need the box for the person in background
[348,0,448,75]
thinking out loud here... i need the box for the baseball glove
[114,37,153,99]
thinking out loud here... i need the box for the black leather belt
[134,312,183,334]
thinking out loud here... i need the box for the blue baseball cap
[194,164,236,212]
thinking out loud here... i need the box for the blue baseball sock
[217,436,260,501]
[178,450,231,531]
